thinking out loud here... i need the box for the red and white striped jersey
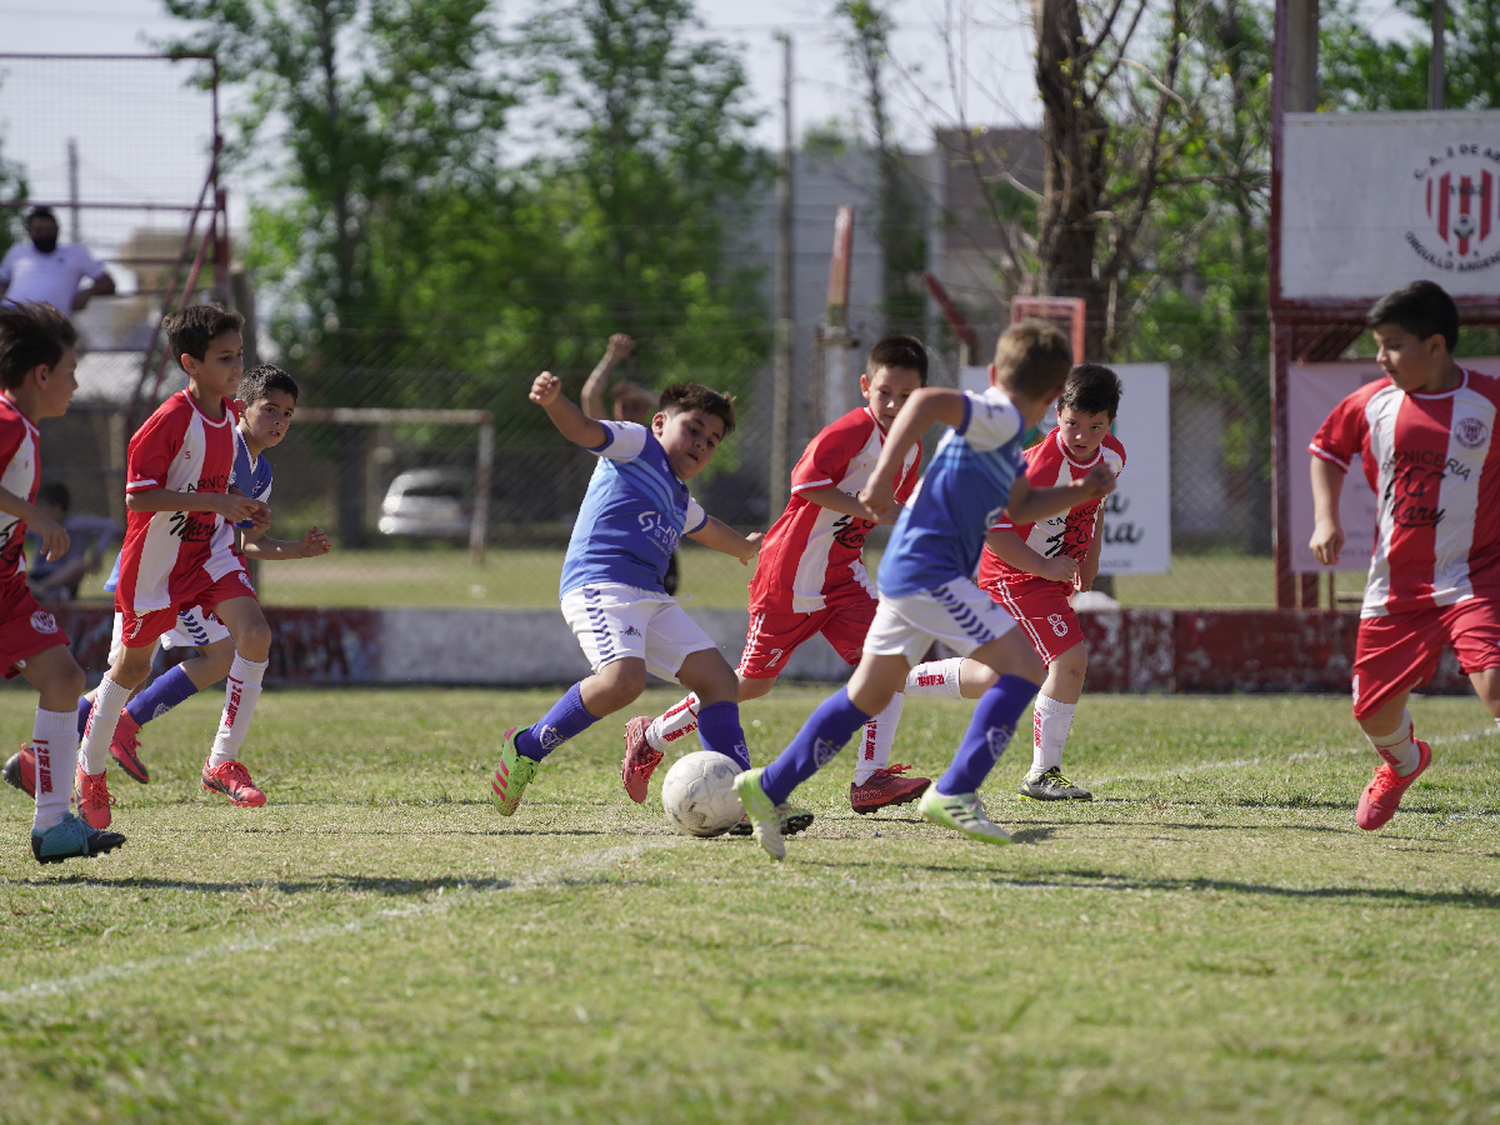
[978,427,1127,591]
[1311,367,1500,618]
[750,406,922,613]
[117,391,237,613]
[0,394,41,592]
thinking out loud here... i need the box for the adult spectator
[26,481,119,602]
[580,333,658,425]
[0,207,116,313]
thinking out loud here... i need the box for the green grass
[71,544,1364,610]
[3,688,1498,1123]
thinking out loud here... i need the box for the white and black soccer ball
[660,750,745,838]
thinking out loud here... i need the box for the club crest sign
[1408,144,1500,274]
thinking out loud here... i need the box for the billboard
[957,363,1171,573]
[1280,110,1500,301]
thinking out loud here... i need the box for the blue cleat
[30,813,126,865]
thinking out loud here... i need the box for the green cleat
[732,768,785,861]
[31,813,125,865]
[492,726,540,816]
[917,787,1014,845]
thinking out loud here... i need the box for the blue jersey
[558,421,707,597]
[877,386,1028,598]
[103,425,272,593]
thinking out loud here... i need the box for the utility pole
[67,138,80,243]
[770,31,795,517]
[820,206,856,427]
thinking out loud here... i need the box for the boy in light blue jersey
[733,321,1117,860]
[491,374,764,818]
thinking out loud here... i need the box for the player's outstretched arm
[531,372,608,449]
[0,485,68,560]
[1309,456,1346,566]
[686,517,762,565]
[986,527,1078,585]
[858,387,968,522]
[242,524,332,561]
[1006,463,1115,526]
[127,487,269,528]
[799,485,900,525]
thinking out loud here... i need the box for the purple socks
[936,674,1039,795]
[695,701,750,770]
[515,682,598,761]
[759,687,872,806]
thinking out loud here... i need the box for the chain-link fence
[30,319,1310,613]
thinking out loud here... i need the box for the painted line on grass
[1091,726,1496,786]
[0,838,680,1007]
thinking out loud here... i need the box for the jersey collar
[0,392,39,434]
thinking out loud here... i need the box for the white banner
[958,362,1171,573]
[1287,358,1500,572]
[1281,110,1500,300]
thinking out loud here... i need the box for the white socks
[646,694,701,753]
[31,707,79,835]
[208,655,268,768]
[853,692,905,785]
[1367,709,1420,776]
[1031,694,1077,776]
[79,674,132,775]
[905,658,965,699]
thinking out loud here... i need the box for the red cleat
[202,757,267,808]
[621,715,663,803]
[1356,739,1432,831]
[110,711,150,784]
[3,744,36,798]
[850,764,931,814]
[75,765,115,829]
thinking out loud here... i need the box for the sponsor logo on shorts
[623,626,641,637]
[238,571,255,591]
[1455,417,1489,449]
[29,610,57,635]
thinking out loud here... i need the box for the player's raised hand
[1042,555,1079,584]
[606,334,635,361]
[30,510,69,562]
[299,526,332,557]
[530,372,562,406]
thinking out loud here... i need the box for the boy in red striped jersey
[620,335,931,815]
[74,304,274,828]
[903,363,1124,800]
[0,302,124,862]
[1310,279,1500,830]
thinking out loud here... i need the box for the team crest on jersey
[29,610,57,635]
[1455,417,1489,449]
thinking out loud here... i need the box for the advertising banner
[958,363,1171,573]
[1280,110,1500,301]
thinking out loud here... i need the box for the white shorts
[560,583,717,682]
[863,577,1018,666]
[108,606,230,663]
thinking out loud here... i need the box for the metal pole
[1430,0,1446,110]
[821,206,855,426]
[470,417,493,566]
[67,138,80,243]
[770,31,794,519]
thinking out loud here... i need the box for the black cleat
[3,746,35,798]
[30,814,126,864]
[1018,766,1093,801]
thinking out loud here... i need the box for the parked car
[377,468,474,538]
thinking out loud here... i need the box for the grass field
[2,687,1498,1124]
[73,544,1366,610]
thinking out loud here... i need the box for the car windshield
[402,484,466,500]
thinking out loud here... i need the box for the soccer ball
[661,750,745,838]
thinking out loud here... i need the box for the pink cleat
[75,765,115,829]
[621,715,663,803]
[1356,739,1432,831]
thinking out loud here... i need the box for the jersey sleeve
[591,420,650,462]
[0,411,25,471]
[958,390,1023,452]
[126,405,185,493]
[791,413,869,493]
[683,496,708,535]
[1310,391,1368,471]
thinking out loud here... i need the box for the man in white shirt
[0,207,115,313]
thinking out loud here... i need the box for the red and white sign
[1280,110,1500,300]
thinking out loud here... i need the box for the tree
[161,0,513,541]
[511,0,771,418]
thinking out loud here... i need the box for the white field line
[1090,727,1497,786]
[0,839,679,1007]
